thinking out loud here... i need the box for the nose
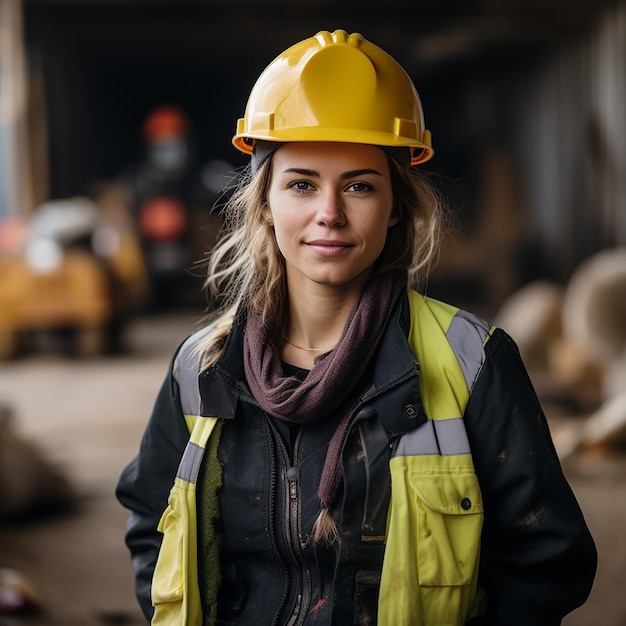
[315,190,346,227]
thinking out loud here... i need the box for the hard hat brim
[233,128,434,166]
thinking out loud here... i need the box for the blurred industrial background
[1,0,626,623]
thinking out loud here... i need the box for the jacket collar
[198,313,249,419]
[363,292,427,436]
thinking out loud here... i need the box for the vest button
[404,404,417,418]
[460,497,472,510]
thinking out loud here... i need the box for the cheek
[272,227,288,255]
[363,205,396,243]
[372,216,397,256]
[272,201,309,232]
[271,215,299,256]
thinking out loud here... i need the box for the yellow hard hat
[233,30,433,166]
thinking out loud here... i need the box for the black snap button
[404,404,417,418]
[460,497,472,511]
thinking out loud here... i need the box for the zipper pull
[287,466,298,499]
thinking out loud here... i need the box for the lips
[306,239,353,257]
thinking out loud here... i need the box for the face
[264,142,398,295]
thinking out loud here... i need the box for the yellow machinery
[0,196,149,359]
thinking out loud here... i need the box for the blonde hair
[199,149,446,369]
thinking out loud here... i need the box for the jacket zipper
[285,428,313,626]
[267,420,313,626]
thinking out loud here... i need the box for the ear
[387,214,400,228]
[261,203,275,227]
[261,202,272,221]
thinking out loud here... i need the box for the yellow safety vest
[151,291,493,625]
[380,291,490,625]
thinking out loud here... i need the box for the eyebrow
[281,167,383,179]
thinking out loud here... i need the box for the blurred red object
[138,196,188,242]
[0,218,27,256]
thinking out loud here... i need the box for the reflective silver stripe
[177,441,205,483]
[393,417,471,457]
[446,310,491,391]
[173,326,214,417]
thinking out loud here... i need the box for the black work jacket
[116,295,597,625]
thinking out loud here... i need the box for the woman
[117,30,597,626]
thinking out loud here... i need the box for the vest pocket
[407,469,483,587]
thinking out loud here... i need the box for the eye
[287,180,315,193]
[345,181,374,193]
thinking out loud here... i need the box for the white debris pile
[0,402,76,520]
[495,247,626,460]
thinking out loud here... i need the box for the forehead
[272,142,389,170]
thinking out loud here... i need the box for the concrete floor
[0,312,623,625]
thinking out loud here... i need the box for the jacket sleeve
[115,347,193,621]
[464,328,597,626]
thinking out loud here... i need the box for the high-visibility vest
[380,291,491,625]
[151,291,493,625]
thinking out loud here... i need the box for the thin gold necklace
[283,335,335,352]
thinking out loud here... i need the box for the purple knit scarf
[243,271,406,512]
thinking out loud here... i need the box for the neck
[280,281,364,369]
[285,289,357,347]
